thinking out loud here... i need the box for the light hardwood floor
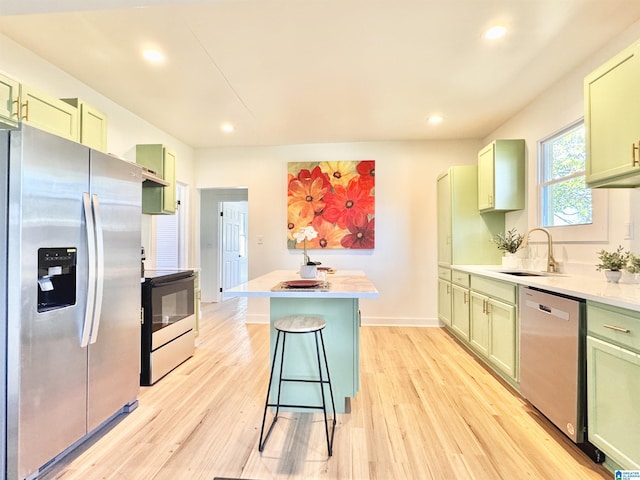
[43,298,610,480]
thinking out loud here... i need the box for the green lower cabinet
[269,297,360,414]
[587,335,640,469]
[470,292,489,356]
[451,284,470,340]
[488,298,517,379]
[469,277,518,386]
[438,279,452,327]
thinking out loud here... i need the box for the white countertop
[224,269,380,299]
[454,265,640,312]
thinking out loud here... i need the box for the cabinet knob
[634,142,640,167]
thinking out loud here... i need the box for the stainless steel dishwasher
[519,286,603,462]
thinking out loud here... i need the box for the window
[539,121,592,227]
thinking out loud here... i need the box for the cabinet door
[162,148,177,213]
[451,284,469,340]
[488,298,517,380]
[585,41,640,187]
[437,172,452,266]
[0,72,20,128]
[139,145,177,215]
[470,292,489,356]
[20,84,78,142]
[79,102,107,151]
[477,143,494,211]
[587,335,640,469]
[438,279,452,327]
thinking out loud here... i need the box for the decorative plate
[281,280,322,288]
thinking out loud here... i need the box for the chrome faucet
[522,227,558,273]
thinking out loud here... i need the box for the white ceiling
[1,0,640,148]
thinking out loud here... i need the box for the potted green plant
[595,245,630,283]
[491,228,524,268]
[626,253,640,283]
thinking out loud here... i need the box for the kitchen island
[225,270,379,413]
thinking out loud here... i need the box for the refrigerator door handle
[89,194,104,344]
[81,192,96,348]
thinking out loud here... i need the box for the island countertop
[224,269,379,299]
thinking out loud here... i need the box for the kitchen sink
[499,271,548,276]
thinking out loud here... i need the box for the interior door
[221,201,248,291]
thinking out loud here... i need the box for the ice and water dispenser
[37,247,77,312]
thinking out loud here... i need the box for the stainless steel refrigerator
[1,125,142,479]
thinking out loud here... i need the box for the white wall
[485,20,640,276]
[195,140,481,325]
[0,33,198,266]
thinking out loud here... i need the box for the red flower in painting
[356,160,375,192]
[323,178,374,230]
[341,217,375,249]
[295,166,332,191]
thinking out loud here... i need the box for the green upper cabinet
[477,139,525,212]
[437,165,505,268]
[19,84,78,142]
[136,144,177,215]
[62,98,107,151]
[585,39,640,188]
[0,71,20,128]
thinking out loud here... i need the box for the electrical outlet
[624,222,634,240]
[257,235,264,245]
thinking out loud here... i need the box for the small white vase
[604,270,622,283]
[501,253,521,269]
[300,264,318,279]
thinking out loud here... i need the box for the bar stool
[258,315,336,456]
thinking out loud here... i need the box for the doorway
[200,188,248,302]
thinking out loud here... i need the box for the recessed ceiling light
[143,49,164,63]
[485,25,507,40]
[221,123,235,133]
[428,115,443,125]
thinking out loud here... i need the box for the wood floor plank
[41,297,610,480]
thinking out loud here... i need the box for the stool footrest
[266,402,331,410]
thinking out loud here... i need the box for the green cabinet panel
[585,39,640,188]
[477,139,525,212]
[62,98,107,151]
[488,297,517,379]
[587,301,640,469]
[438,278,452,327]
[470,291,489,356]
[137,144,177,215]
[436,166,505,268]
[587,336,640,469]
[469,275,518,385]
[0,71,20,128]
[451,283,470,340]
[19,84,78,142]
[269,297,360,414]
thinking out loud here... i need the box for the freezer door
[6,125,90,479]
[87,149,141,431]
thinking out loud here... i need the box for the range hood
[140,166,168,187]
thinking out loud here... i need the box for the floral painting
[287,160,375,250]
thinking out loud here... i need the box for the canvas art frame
[287,160,375,250]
